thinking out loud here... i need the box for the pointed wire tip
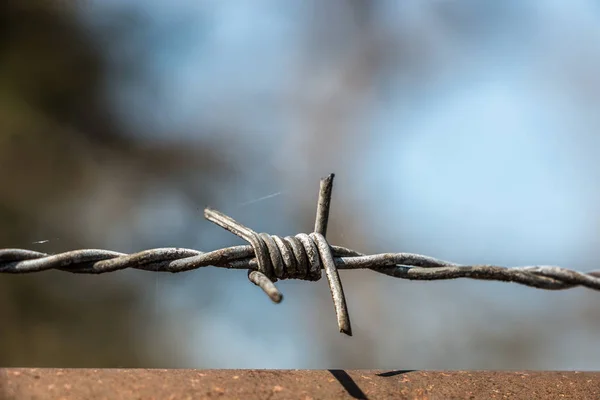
[340,325,353,336]
[271,293,283,303]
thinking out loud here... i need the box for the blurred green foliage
[0,1,225,367]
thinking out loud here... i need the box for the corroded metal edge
[1,368,599,400]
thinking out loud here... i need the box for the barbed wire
[2,173,600,336]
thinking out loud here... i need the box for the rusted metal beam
[1,368,599,399]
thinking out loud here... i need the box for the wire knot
[253,233,325,282]
[204,173,352,336]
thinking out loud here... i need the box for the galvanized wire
[2,173,600,336]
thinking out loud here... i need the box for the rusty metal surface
[1,369,599,400]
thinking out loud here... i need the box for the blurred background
[1,0,600,370]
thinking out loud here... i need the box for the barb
[2,174,600,336]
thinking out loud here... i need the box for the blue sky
[81,1,600,369]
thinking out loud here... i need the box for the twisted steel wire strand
[2,174,600,335]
